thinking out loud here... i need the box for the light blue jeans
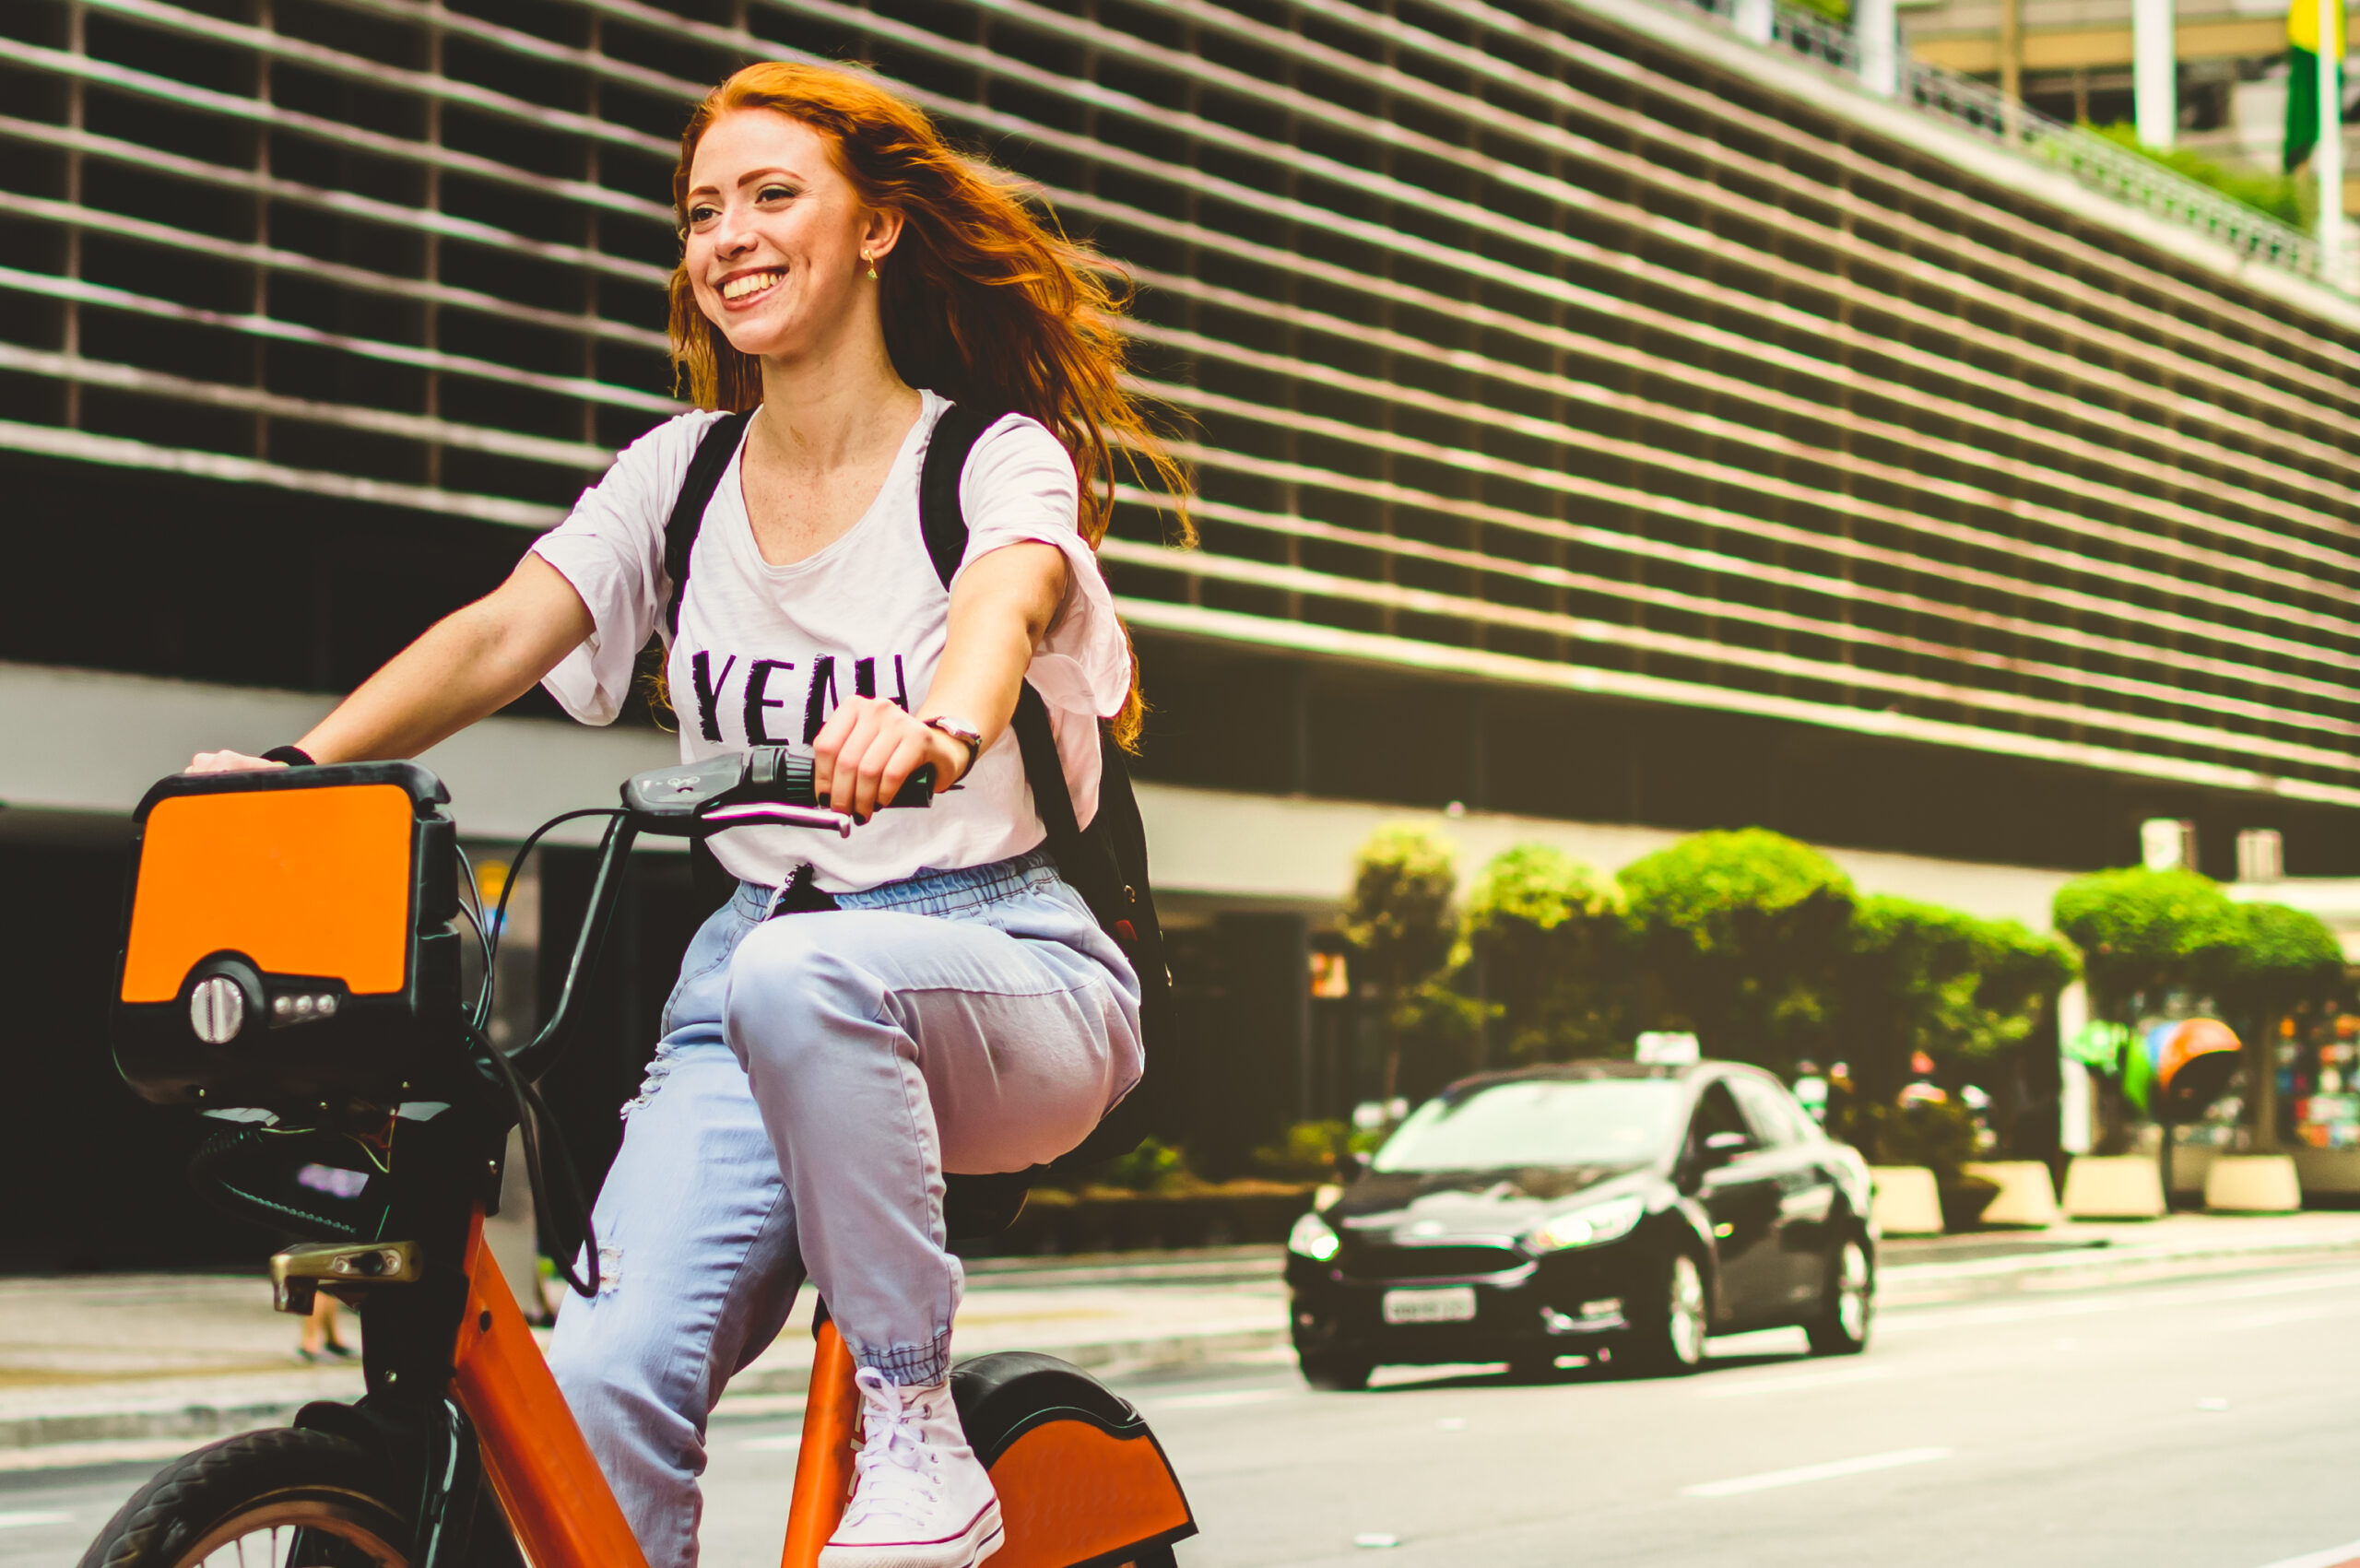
[544,848,1141,1568]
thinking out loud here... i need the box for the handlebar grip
[740,749,934,809]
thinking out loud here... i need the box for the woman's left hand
[811,695,969,819]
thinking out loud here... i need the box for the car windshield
[1370,1079,1683,1173]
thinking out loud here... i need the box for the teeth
[721,271,780,300]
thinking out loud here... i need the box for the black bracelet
[261,745,317,767]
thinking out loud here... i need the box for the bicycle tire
[78,1426,414,1568]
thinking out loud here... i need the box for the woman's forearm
[297,556,596,764]
[920,543,1068,747]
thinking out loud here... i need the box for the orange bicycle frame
[447,1210,864,1568]
[450,1212,649,1568]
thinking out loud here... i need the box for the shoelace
[844,1367,940,1526]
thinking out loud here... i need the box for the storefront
[2224,880,2360,1197]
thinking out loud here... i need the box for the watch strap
[923,717,983,777]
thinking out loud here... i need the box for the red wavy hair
[667,62,1189,746]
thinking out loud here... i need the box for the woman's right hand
[185,751,289,774]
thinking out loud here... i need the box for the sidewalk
[2,1214,2354,1458]
[0,1248,1296,1456]
[1873,1209,2360,1304]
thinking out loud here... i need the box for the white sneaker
[818,1367,1003,1568]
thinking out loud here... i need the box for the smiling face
[680,109,900,365]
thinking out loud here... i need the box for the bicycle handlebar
[511,749,932,1080]
[622,748,935,838]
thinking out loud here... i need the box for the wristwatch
[923,716,985,782]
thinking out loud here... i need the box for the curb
[1877,1232,2360,1305]
[0,1397,317,1455]
[0,1327,1296,1454]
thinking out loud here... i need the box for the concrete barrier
[1870,1165,1944,1236]
[2062,1155,2166,1220]
[1963,1161,2060,1227]
[2204,1153,2302,1214]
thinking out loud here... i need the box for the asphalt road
[10,1261,2358,1568]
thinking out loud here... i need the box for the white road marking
[1683,1445,1953,1498]
[1149,1387,1292,1411]
[0,1512,72,1529]
[2246,1540,2360,1568]
[1695,1364,1891,1399]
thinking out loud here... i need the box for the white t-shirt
[530,390,1130,893]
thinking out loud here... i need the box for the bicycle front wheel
[79,1427,413,1568]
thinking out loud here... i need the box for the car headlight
[1528,1195,1646,1253]
[1288,1210,1342,1263]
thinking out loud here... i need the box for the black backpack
[656,405,1171,1173]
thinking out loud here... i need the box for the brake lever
[697,802,854,836]
[620,748,934,837]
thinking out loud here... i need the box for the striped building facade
[4,0,2359,1255]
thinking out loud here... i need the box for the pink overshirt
[529,391,1131,893]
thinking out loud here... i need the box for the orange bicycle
[83,754,1195,1568]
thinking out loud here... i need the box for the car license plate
[1382,1286,1478,1325]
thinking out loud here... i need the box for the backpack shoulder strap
[915,402,1173,1178]
[662,409,756,642]
[916,402,1115,907]
[917,401,1008,592]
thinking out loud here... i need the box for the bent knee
[723,918,880,1055]
[549,1312,662,1431]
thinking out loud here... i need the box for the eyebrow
[684,167,806,201]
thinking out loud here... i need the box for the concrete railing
[1664,0,2327,282]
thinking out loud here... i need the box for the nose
[710,196,759,260]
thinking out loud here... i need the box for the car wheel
[1299,1352,1375,1391]
[1806,1232,1873,1356]
[1621,1247,1709,1377]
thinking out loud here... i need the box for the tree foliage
[1463,843,1627,1063]
[2052,872,2346,1150]
[1619,830,1856,1071]
[1836,896,2078,1100]
[1339,826,1460,1101]
[1339,827,1458,992]
[2198,902,2345,1023]
[2198,903,2346,1147]
[2052,867,2237,1020]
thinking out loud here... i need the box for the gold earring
[863,253,878,280]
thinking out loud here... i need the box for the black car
[1284,1059,1875,1389]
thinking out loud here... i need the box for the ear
[860,206,906,262]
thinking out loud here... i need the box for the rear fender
[950,1352,1197,1568]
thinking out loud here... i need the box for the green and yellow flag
[2285,0,2349,170]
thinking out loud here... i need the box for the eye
[686,203,721,230]
[756,183,797,205]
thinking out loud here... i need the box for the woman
[188,61,1184,1568]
